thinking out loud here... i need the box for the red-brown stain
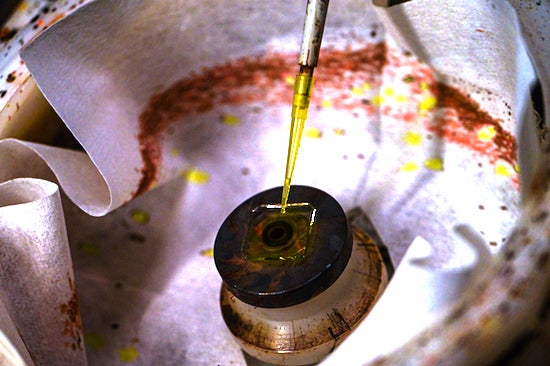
[135,41,515,196]
[383,45,516,167]
[6,72,16,83]
[0,27,17,43]
[429,84,516,165]
[135,43,386,196]
[60,275,83,351]
[45,13,67,29]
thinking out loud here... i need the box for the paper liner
[0,0,547,364]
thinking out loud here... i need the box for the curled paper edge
[0,138,111,217]
[321,232,487,365]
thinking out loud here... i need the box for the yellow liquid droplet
[221,114,240,126]
[403,131,422,146]
[200,248,214,257]
[495,161,513,177]
[281,73,314,213]
[477,125,496,141]
[383,87,395,96]
[424,157,444,171]
[130,209,149,225]
[351,86,364,96]
[118,346,139,362]
[305,127,322,139]
[400,161,419,172]
[182,168,210,184]
[419,95,437,112]
[371,94,384,107]
[395,95,408,103]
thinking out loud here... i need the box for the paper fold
[0,139,110,216]
[322,232,487,365]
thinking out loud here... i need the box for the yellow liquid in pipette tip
[281,73,314,213]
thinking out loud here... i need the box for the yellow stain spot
[322,99,332,108]
[170,147,179,157]
[130,209,150,225]
[200,248,214,258]
[78,241,100,255]
[495,161,514,177]
[424,157,444,171]
[403,131,423,146]
[182,168,210,184]
[383,87,395,97]
[221,114,240,126]
[118,347,139,363]
[351,86,364,96]
[400,162,419,172]
[480,314,501,335]
[305,127,323,139]
[285,75,295,85]
[17,1,28,10]
[371,94,384,107]
[84,334,105,349]
[420,81,429,91]
[333,128,346,136]
[362,82,372,91]
[514,164,520,173]
[395,95,408,103]
[477,125,496,142]
[419,95,438,112]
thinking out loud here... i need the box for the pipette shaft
[281,0,329,213]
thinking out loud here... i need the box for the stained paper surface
[0,178,84,366]
[0,0,547,365]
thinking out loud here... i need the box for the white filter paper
[0,0,547,365]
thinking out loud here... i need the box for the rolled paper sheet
[0,178,85,365]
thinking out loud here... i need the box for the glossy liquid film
[281,72,315,212]
[244,203,316,262]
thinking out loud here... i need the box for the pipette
[281,0,330,213]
